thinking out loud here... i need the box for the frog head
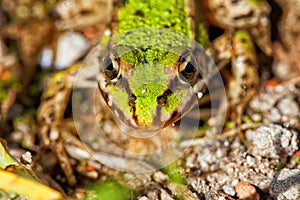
[98,46,207,132]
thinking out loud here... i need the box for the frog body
[37,0,271,183]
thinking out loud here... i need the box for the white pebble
[39,47,53,68]
[104,29,111,36]
[222,185,236,196]
[197,92,203,99]
[21,151,32,164]
[55,32,90,69]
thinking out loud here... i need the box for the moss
[114,0,193,66]
[109,86,131,115]
[234,30,255,54]
[275,161,284,171]
[129,64,168,126]
[83,180,131,200]
[117,0,191,36]
[197,23,210,49]
[162,90,187,113]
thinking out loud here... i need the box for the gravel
[270,168,300,200]
[249,124,298,159]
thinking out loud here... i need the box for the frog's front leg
[37,64,80,186]
[229,30,259,128]
[213,30,259,130]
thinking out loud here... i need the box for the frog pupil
[104,57,118,80]
[180,61,196,81]
[184,61,195,73]
[104,57,113,70]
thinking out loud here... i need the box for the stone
[270,168,300,200]
[235,182,260,200]
[55,32,89,69]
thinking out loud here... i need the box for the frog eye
[178,51,198,84]
[179,60,196,81]
[103,53,120,81]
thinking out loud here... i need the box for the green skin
[102,0,209,128]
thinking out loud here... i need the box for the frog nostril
[134,10,145,17]
[128,94,137,106]
[157,95,167,106]
[157,89,172,106]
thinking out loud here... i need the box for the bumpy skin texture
[98,0,208,129]
[117,0,191,36]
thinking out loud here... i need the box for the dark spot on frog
[240,37,247,44]
[128,94,136,106]
[157,96,167,106]
[135,10,145,17]
[157,89,172,106]
[125,31,132,35]
[164,22,177,28]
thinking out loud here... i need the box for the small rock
[160,189,174,200]
[39,47,53,68]
[222,185,236,196]
[250,124,298,159]
[20,151,32,165]
[245,129,256,142]
[55,32,89,69]
[235,182,260,200]
[269,168,300,200]
[246,155,255,166]
[251,126,279,159]
[278,97,299,117]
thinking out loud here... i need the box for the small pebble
[278,98,299,117]
[231,179,239,186]
[222,185,236,196]
[104,29,111,36]
[20,151,32,165]
[246,155,255,166]
[39,47,53,68]
[55,32,89,69]
[197,92,203,99]
[235,182,260,200]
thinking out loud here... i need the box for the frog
[95,0,271,133]
[36,0,271,186]
[201,0,271,130]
